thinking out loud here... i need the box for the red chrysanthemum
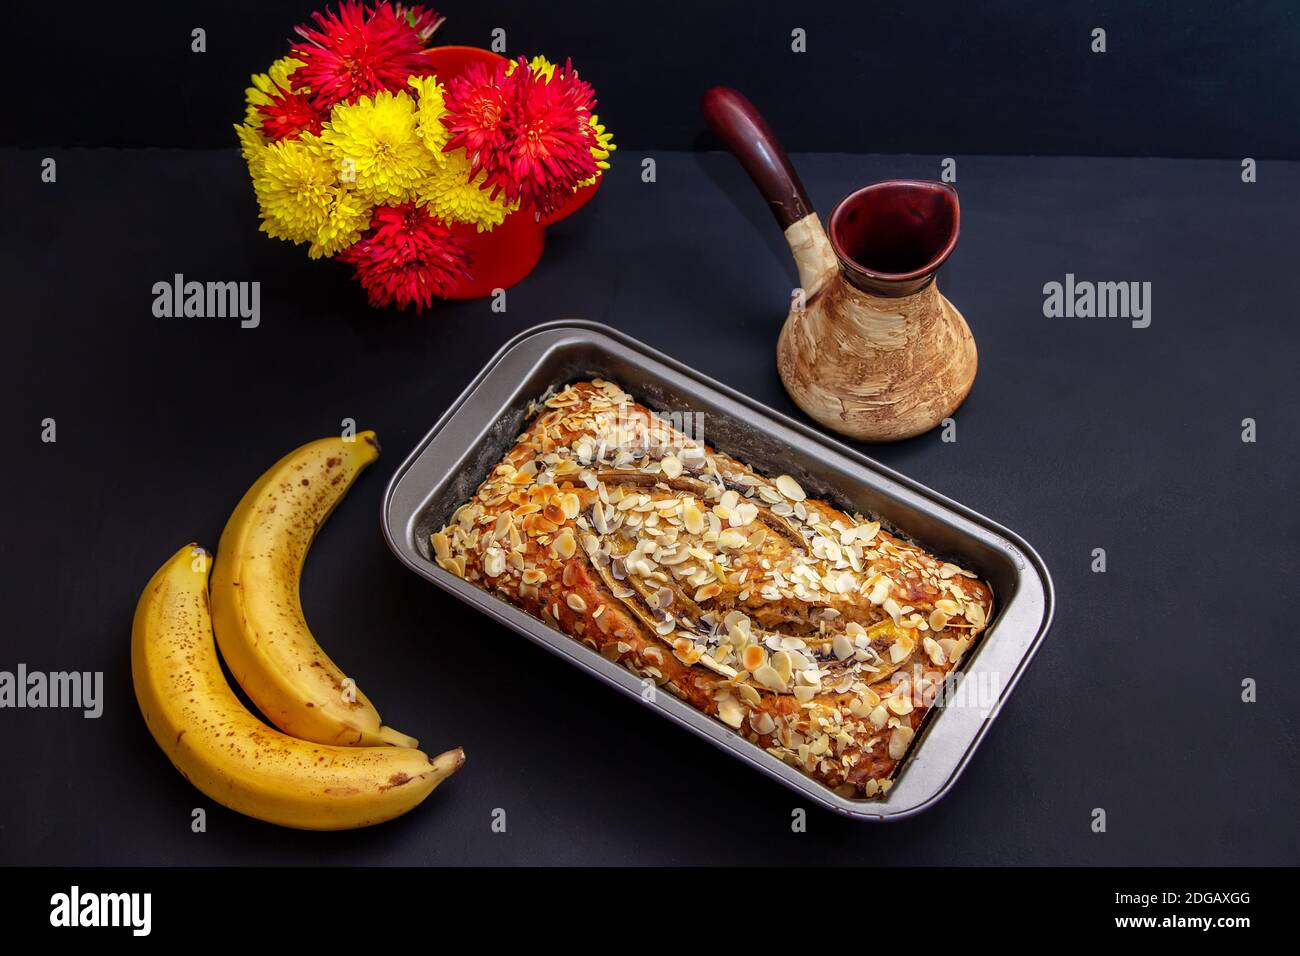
[338,203,471,311]
[290,2,444,110]
[442,57,600,215]
[256,82,328,141]
[438,61,508,167]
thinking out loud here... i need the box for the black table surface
[2,147,1297,865]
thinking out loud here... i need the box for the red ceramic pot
[423,46,601,300]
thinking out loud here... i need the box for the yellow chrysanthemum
[506,55,558,81]
[415,148,513,232]
[309,187,372,259]
[235,122,268,173]
[250,133,371,258]
[244,56,306,127]
[589,113,615,171]
[407,75,450,158]
[253,135,334,244]
[576,114,616,189]
[320,90,428,204]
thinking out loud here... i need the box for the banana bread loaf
[432,380,993,797]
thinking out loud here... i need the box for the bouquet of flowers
[235,2,614,310]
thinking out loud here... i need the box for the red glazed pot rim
[422,44,508,67]
[827,180,961,289]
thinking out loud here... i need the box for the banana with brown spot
[134,544,463,830]
[211,433,417,747]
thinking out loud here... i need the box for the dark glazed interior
[828,181,960,296]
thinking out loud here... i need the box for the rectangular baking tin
[382,320,1053,820]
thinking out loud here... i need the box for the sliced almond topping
[867,575,892,605]
[717,529,747,550]
[716,695,744,729]
[922,636,947,666]
[660,455,683,479]
[693,582,723,602]
[681,499,705,535]
[742,643,767,671]
[831,633,855,661]
[436,555,465,579]
[929,609,950,632]
[882,596,903,625]
[888,636,914,664]
[868,704,889,729]
[753,664,788,692]
[430,531,451,561]
[590,501,609,535]
[552,529,577,560]
[775,474,806,501]
[771,650,794,684]
[886,694,914,716]
[888,724,915,760]
[750,711,776,735]
[483,548,506,578]
[565,593,588,613]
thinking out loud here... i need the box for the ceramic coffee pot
[702,87,977,442]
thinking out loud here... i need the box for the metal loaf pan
[381,320,1053,820]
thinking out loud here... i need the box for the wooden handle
[701,86,814,231]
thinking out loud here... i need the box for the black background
[7,0,1300,157]
[2,1,1298,866]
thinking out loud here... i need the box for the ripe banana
[210,432,416,747]
[133,544,463,830]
